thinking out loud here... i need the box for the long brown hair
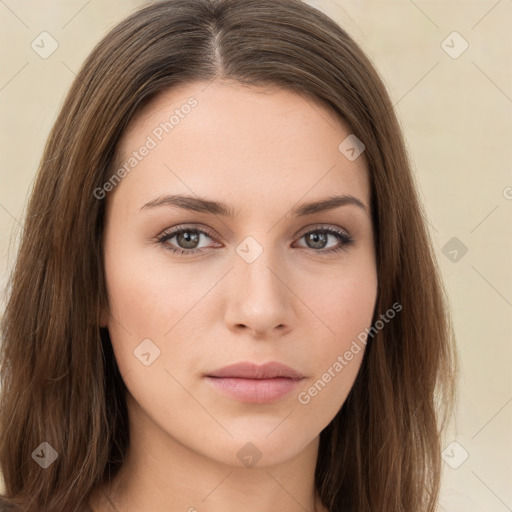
[0,1,458,510]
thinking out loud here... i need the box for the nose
[223,242,293,338]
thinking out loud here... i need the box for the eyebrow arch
[140,193,368,217]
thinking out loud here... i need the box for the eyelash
[156,224,354,256]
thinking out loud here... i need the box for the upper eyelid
[159,225,216,240]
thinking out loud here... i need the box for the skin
[91,80,378,512]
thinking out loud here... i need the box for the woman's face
[102,80,377,467]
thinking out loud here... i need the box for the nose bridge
[234,233,286,298]
[226,233,291,333]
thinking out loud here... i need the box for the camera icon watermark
[31,442,58,469]
[31,31,59,59]
[237,442,262,467]
[338,134,365,161]
[236,236,263,264]
[441,441,469,469]
[442,236,468,263]
[133,338,161,366]
[441,31,469,59]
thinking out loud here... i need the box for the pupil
[178,231,199,248]
[308,232,327,249]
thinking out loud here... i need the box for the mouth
[204,361,305,404]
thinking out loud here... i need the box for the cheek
[104,246,200,330]
[296,253,378,345]
[102,242,166,373]
[103,244,221,377]
[293,257,377,412]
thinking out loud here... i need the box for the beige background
[1,1,511,510]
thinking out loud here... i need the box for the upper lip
[206,362,305,380]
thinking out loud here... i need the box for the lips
[206,361,305,380]
[204,362,305,404]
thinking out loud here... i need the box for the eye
[156,224,354,255]
[293,225,354,254]
[156,226,219,255]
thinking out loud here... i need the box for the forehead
[111,80,370,214]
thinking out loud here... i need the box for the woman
[0,0,458,511]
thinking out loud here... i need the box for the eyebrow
[140,193,368,217]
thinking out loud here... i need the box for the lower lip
[204,376,304,403]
